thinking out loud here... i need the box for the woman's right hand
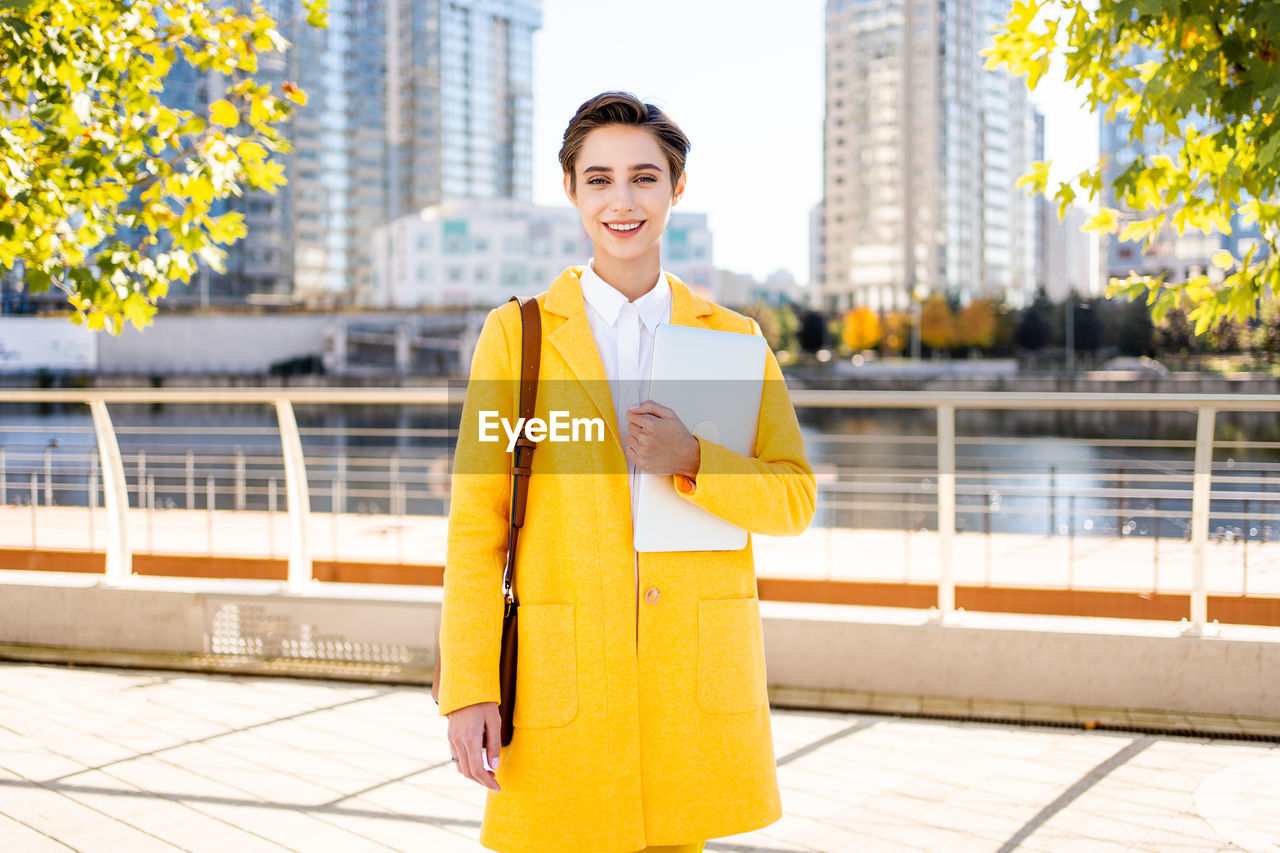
[446,701,502,792]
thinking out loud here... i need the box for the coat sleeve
[671,317,817,537]
[437,305,518,717]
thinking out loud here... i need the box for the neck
[592,250,661,302]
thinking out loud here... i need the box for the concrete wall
[2,576,1277,721]
[96,314,336,374]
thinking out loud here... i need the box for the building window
[501,263,527,287]
[443,220,469,254]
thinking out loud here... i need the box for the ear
[563,171,575,203]
[672,171,687,206]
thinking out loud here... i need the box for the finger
[462,734,491,790]
[631,400,675,419]
[484,712,503,786]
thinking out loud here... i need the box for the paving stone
[0,766,184,852]
[1,662,1275,853]
[0,810,78,852]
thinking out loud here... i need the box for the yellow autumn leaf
[209,99,239,127]
[1212,250,1235,271]
[1016,160,1051,194]
[237,141,268,164]
[1082,208,1119,234]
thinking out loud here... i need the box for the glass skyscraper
[819,0,1039,312]
[169,0,540,307]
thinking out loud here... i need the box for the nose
[609,181,636,214]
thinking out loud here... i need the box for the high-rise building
[1042,204,1096,300]
[819,0,1040,313]
[167,0,540,308]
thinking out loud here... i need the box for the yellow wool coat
[437,266,816,853]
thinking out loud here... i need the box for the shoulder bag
[432,294,541,748]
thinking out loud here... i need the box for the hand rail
[4,387,1280,634]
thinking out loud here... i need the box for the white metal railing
[2,388,1279,634]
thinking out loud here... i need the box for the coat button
[644,587,661,605]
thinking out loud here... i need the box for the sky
[530,0,1100,284]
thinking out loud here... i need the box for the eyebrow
[581,163,665,174]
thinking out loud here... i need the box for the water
[1,400,1278,543]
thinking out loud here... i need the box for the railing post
[43,445,53,506]
[30,472,37,547]
[937,404,956,616]
[89,399,131,585]
[136,448,146,510]
[234,446,246,511]
[1188,406,1215,633]
[275,400,313,594]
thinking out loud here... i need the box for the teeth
[607,222,641,231]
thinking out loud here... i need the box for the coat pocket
[697,596,768,714]
[513,603,579,728]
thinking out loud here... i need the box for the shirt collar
[580,260,671,333]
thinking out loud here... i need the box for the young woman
[436,92,816,853]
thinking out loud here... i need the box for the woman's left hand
[624,401,700,479]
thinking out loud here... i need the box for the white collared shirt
[578,260,672,640]
[578,260,673,450]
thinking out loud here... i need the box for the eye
[586,177,608,186]
[635,175,658,183]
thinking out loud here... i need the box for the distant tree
[744,302,783,352]
[798,309,828,353]
[1014,297,1052,352]
[991,300,1018,354]
[1254,304,1280,359]
[986,0,1280,334]
[955,299,997,350]
[841,306,881,352]
[882,311,911,355]
[1073,301,1103,354]
[919,295,956,353]
[0,0,329,334]
[1211,317,1247,353]
[1156,307,1200,356]
[1117,298,1155,357]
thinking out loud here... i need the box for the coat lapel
[542,265,714,452]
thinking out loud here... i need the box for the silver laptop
[633,323,767,552]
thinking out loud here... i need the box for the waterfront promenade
[0,662,1276,852]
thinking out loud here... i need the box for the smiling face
[564,124,686,274]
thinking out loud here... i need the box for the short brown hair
[559,91,691,194]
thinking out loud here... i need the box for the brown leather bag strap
[502,295,541,603]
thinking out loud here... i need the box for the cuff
[672,434,705,495]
